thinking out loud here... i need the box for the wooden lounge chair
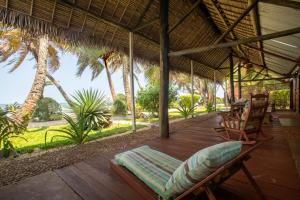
[216,92,272,145]
[110,142,265,200]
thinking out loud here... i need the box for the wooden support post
[214,70,217,112]
[129,32,136,133]
[159,0,169,138]
[290,80,294,111]
[229,54,235,103]
[238,63,242,99]
[191,60,194,117]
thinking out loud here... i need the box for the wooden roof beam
[235,77,288,82]
[169,27,300,56]
[248,0,266,67]
[209,0,246,57]
[260,0,300,9]
[56,0,225,78]
[168,0,202,34]
[233,54,287,77]
[215,0,259,44]
[133,16,159,32]
[133,0,154,29]
[243,44,299,64]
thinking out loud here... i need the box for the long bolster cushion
[165,141,242,198]
[114,145,182,200]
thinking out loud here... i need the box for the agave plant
[0,109,26,158]
[71,89,111,130]
[44,109,94,145]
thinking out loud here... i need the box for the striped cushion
[115,145,182,199]
[165,141,242,197]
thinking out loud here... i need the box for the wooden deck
[1,112,300,200]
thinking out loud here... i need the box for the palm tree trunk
[122,59,132,111]
[104,59,117,102]
[134,73,143,89]
[14,35,48,125]
[46,72,73,107]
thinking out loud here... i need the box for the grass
[11,123,147,154]
[132,108,207,123]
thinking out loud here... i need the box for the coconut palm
[0,27,70,125]
[75,47,117,102]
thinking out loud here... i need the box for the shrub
[45,109,94,145]
[176,94,200,119]
[32,97,62,121]
[136,84,177,116]
[0,109,26,158]
[71,89,111,130]
[206,102,214,113]
[113,98,127,115]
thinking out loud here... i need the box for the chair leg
[241,131,256,145]
[204,186,217,200]
[241,162,266,200]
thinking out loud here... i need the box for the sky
[0,52,223,104]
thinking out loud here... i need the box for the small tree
[137,84,177,116]
[32,97,62,121]
[113,98,127,115]
[176,94,200,119]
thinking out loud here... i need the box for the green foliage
[113,98,127,115]
[216,97,224,104]
[71,89,111,130]
[0,109,26,158]
[45,109,94,145]
[206,102,214,113]
[32,97,62,121]
[137,84,177,116]
[269,89,290,109]
[5,102,20,113]
[176,95,200,119]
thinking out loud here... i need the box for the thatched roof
[0,0,299,81]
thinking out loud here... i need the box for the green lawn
[132,108,207,123]
[11,124,147,154]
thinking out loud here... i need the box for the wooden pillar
[129,32,136,132]
[229,53,235,103]
[214,70,217,111]
[237,63,242,99]
[191,60,194,117]
[159,0,169,138]
[290,79,294,111]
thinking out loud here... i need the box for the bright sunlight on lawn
[12,124,147,154]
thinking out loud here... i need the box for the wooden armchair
[218,92,272,145]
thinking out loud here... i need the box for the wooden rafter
[168,0,202,34]
[67,8,73,28]
[252,68,265,80]
[169,27,300,56]
[242,44,299,64]
[29,0,34,16]
[133,16,159,32]
[214,0,259,44]
[248,0,266,67]
[51,0,57,23]
[233,54,287,77]
[209,0,246,57]
[235,77,287,82]
[133,0,154,29]
[260,0,300,9]
[56,0,225,77]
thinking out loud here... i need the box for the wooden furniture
[110,142,265,200]
[217,93,272,145]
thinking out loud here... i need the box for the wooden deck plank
[3,112,300,200]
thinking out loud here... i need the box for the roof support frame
[55,0,226,78]
[209,0,246,57]
[243,44,300,64]
[260,0,300,9]
[168,0,202,34]
[133,0,154,29]
[235,77,288,82]
[169,27,300,57]
[248,0,266,67]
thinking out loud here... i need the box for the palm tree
[75,47,117,102]
[0,28,69,125]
